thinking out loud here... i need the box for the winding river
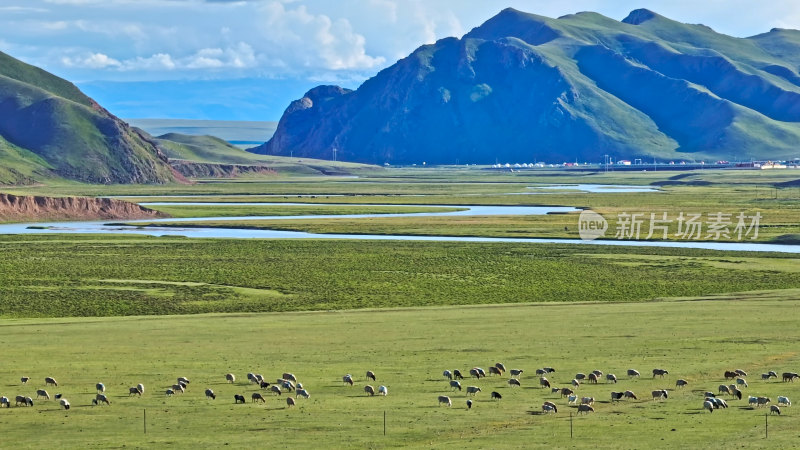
[0,201,797,253]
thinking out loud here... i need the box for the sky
[3,0,800,120]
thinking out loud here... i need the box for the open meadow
[1,297,799,448]
[1,167,799,448]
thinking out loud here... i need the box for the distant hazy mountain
[253,8,800,164]
[0,51,176,184]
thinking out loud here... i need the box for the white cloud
[61,52,121,68]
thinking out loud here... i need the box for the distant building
[617,160,632,166]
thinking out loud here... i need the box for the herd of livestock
[3,367,797,417]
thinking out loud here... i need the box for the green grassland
[0,235,799,318]
[1,297,799,448]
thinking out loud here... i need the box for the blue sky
[3,0,800,120]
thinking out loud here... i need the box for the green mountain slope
[0,51,176,184]
[254,8,800,164]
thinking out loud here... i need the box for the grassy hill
[0,51,176,185]
[257,8,800,164]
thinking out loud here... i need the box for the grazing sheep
[539,377,550,388]
[730,387,743,400]
[58,398,69,410]
[757,397,771,407]
[443,370,453,380]
[15,395,30,406]
[378,385,388,396]
[453,369,464,380]
[782,372,799,382]
[543,367,556,373]
[551,387,561,394]
[588,373,599,384]
[260,380,271,390]
[45,377,58,387]
[495,363,506,373]
[177,377,190,385]
[282,373,297,383]
[736,378,748,388]
[165,389,175,396]
[96,383,105,393]
[767,370,778,379]
[575,373,586,381]
[36,389,50,400]
[342,374,354,386]
[770,405,781,415]
[652,369,668,378]
[491,391,502,400]
[568,395,578,404]
[205,389,216,400]
[129,387,142,396]
[560,388,575,398]
[508,379,521,388]
[296,389,311,399]
[269,385,282,396]
[137,384,144,394]
[606,374,617,384]
[748,396,758,407]
[651,390,668,401]
[0,396,9,407]
[282,380,296,392]
[724,370,738,380]
[509,369,523,379]
[489,367,502,376]
[762,373,774,380]
[95,394,110,405]
[252,393,266,403]
[592,370,603,377]
[675,379,688,388]
[226,373,236,383]
[469,368,484,379]
[467,399,473,410]
[172,384,185,394]
[719,384,731,395]
[577,404,594,414]
[581,397,594,406]
[535,368,547,376]
[364,385,375,396]
[450,380,462,391]
[438,395,452,407]
[624,390,637,400]
[247,373,257,383]
[366,370,376,382]
[234,394,246,404]
[20,376,30,385]
[466,386,482,395]
[627,369,640,378]
[778,396,791,406]
[735,369,747,377]
[610,392,624,402]
[703,400,714,413]
[542,402,557,413]
[571,379,580,388]
[714,398,728,408]
[286,397,296,407]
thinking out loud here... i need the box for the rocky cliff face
[253,8,800,164]
[0,194,168,222]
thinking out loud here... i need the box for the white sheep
[567,395,578,404]
[205,389,216,400]
[96,383,105,393]
[778,396,791,406]
[438,395,452,407]
[0,396,8,407]
[36,389,50,400]
[443,370,453,380]
[736,378,748,388]
[95,394,110,405]
[606,374,617,383]
[364,385,375,396]
[296,389,310,399]
[703,400,714,413]
[226,373,236,383]
[282,373,297,383]
[627,369,640,377]
[60,398,70,410]
[137,384,145,394]
[508,379,521,388]
[449,380,462,391]
[378,385,388,396]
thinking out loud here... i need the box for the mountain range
[0,51,177,184]
[252,8,800,164]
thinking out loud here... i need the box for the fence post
[144,408,147,434]
[765,413,768,439]
[570,412,573,438]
